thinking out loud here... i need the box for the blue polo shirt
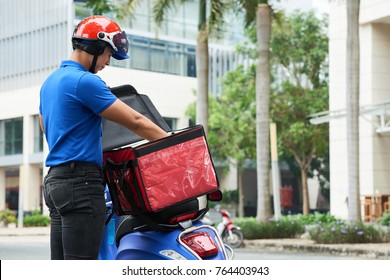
[39,60,117,167]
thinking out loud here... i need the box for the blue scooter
[98,187,233,260]
[99,84,232,260]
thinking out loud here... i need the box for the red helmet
[72,15,129,60]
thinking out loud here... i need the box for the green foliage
[233,213,390,244]
[377,211,390,227]
[204,10,330,174]
[269,11,329,161]
[23,211,50,227]
[188,64,257,169]
[283,211,340,225]
[0,209,17,224]
[222,189,239,205]
[233,217,305,239]
[85,0,114,15]
[308,221,389,244]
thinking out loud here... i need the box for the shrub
[377,211,390,227]
[0,209,17,224]
[233,217,305,239]
[308,221,389,244]
[23,211,50,227]
[283,211,340,225]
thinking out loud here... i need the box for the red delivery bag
[103,125,219,218]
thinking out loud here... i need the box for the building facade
[326,0,390,219]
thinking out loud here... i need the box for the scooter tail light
[181,232,219,258]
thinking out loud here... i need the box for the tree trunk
[196,0,209,134]
[301,168,310,215]
[237,169,245,218]
[346,0,361,221]
[255,3,272,222]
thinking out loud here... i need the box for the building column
[0,168,5,210]
[18,115,34,227]
[19,164,41,211]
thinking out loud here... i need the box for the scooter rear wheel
[223,228,243,248]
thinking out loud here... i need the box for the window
[150,41,166,73]
[163,118,177,130]
[114,35,197,78]
[33,115,43,153]
[0,117,23,156]
[131,37,150,70]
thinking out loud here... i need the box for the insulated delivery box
[102,85,220,227]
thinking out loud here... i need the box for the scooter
[217,209,244,248]
[99,84,232,260]
[203,207,244,249]
[99,187,233,260]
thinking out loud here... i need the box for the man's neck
[69,50,93,72]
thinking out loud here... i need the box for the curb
[243,239,390,259]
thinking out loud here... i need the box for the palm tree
[235,0,273,221]
[346,0,361,221]
[254,1,272,222]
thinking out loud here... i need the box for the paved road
[0,235,360,260]
[0,235,50,260]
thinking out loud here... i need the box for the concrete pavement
[1,226,389,259]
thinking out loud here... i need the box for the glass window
[150,41,166,73]
[131,37,150,70]
[33,115,43,153]
[0,117,23,156]
[130,0,150,32]
[186,47,196,77]
[163,118,177,130]
[116,35,196,77]
[167,43,184,75]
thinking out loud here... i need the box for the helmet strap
[89,54,99,73]
[72,39,106,73]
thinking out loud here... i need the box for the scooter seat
[115,198,208,246]
[115,215,149,246]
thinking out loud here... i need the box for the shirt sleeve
[76,73,117,115]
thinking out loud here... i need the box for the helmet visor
[98,31,129,60]
[112,31,129,60]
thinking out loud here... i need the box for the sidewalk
[1,226,389,259]
[244,239,390,259]
[0,226,50,236]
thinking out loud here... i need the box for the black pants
[43,162,106,260]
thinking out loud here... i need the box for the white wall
[329,0,390,219]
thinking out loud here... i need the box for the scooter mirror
[207,190,222,202]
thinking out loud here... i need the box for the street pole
[270,123,281,220]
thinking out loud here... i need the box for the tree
[194,65,257,217]
[270,11,329,215]
[254,2,272,222]
[233,0,279,221]
[227,10,329,216]
[346,0,361,221]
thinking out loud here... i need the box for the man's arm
[39,114,45,134]
[99,99,169,141]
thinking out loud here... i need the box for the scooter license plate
[181,232,219,258]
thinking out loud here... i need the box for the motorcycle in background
[203,206,244,249]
